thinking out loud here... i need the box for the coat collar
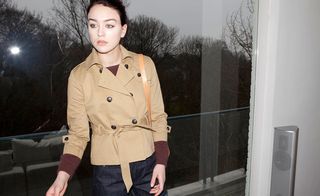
[83,45,133,70]
[84,45,137,95]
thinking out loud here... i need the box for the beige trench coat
[62,45,170,191]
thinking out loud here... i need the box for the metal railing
[0,106,250,195]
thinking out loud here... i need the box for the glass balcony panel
[0,0,254,195]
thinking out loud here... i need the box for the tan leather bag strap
[138,54,152,126]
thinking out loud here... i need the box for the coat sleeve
[145,56,170,142]
[62,69,90,159]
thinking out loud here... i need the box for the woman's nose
[98,27,105,36]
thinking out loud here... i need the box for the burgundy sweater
[58,65,170,176]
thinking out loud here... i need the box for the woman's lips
[97,40,107,45]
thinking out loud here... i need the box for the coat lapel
[88,45,138,95]
[117,59,135,86]
[98,68,131,95]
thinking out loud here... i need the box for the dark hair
[87,0,128,25]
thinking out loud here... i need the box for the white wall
[248,0,320,195]
[273,0,320,195]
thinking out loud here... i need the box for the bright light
[9,46,20,55]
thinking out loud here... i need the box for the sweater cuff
[154,141,170,166]
[58,154,81,178]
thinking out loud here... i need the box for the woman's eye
[106,24,115,28]
[89,24,96,28]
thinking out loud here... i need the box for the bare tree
[175,36,220,57]
[225,0,254,61]
[0,3,69,134]
[52,0,89,50]
[0,0,12,38]
[175,36,203,56]
[123,15,178,62]
[0,0,8,9]
[0,2,45,66]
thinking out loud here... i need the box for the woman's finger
[155,178,164,196]
[150,171,157,187]
[150,184,160,194]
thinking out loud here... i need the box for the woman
[46,0,170,195]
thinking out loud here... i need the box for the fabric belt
[95,122,155,192]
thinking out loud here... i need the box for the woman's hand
[150,164,166,196]
[46,171,70,196]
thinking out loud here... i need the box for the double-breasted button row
[123,63,141,77]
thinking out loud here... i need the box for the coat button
[64,136,69,141]
[130,92,133,96]
[106,96,112,102]
[111,125,117,130]
[124,64,129,69]
[132,119,138,124]
[137,73,141,77]
[99,68,103,73]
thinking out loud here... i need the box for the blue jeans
[92,154,168,196]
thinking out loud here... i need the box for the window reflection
[0,0,253,195]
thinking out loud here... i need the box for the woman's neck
[97,45,122,67]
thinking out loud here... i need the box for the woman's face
[87,4,127,54]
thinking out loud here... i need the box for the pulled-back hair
[87,0,128,25]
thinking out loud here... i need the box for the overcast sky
[13,0,247,39]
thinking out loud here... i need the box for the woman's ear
[121,24,127,38]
